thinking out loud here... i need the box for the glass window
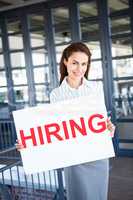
[7,20,21,34]
[85,42,101,59]
[113,80,133,119]
[14,86,28,102]
[10,52,25,67]
[8,34,23,50]
[0,71,7,86]
[52,7,71,44]
[111,17,130,35]
[54,28,71,44]
[52,7,69,25]
[80,22,99,42]
[117,122,133,140]
[0,87,8,103]
[112,36,132,57]
[28,14,45,30]
[35,85,49,102]
[56,64,60,81]
[56,44,69,63]
[34,67,50,83]
[32,49,48,66]
[108,0,129,12]
[113,58,133,77]
[12,69,27,85]
[79,1,98,18]
[119,143,133,150]
[0,54,5,69]
[30,31,46,48]
[88,61,103,79]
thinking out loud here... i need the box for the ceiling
[0,0,129,12]
[0,0,49,11]
[0,0,130,46]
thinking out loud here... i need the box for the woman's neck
[66,76,83,89]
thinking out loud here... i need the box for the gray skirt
[64,159,109,200]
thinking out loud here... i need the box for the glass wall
[79,1,103,81]
[109,3,133,119]
[0,25,7,103]
[28,13,50,104]
[6,18,28,105]
[1,13,52,107]
[52,6,71,81]
[109,0,133,150]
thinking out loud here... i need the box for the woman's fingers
[15,140,24,151]
[107,117,116,138]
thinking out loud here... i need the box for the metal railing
[0,160,66,200]
[0,119,66,200]
[0,120,16,151]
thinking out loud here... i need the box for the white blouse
[50,76,106,108]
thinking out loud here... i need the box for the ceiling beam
[0,0,24,4]
[0,0,48,12]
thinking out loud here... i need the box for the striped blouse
[50,76,106,108]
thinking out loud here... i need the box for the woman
[50,42,115,200]
[16,42,115,200]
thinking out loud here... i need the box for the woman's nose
[76,64,82,71]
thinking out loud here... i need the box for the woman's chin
[73,74,83,79]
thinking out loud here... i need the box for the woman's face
[64,52,89,80]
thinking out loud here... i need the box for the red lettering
[88,114,106,133]
[69,117,87,138]
[20,128,37,148]
[19,114,107,148]
[37,126,45,145]
[62,121,70,139]
[44,123,63,143]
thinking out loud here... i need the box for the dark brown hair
[59,42,91,84]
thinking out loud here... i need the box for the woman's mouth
[73,71,82,76]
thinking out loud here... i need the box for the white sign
[13,96,115,174]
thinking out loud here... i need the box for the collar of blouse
[61,76,89,91]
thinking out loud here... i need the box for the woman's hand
[15,139,24,151]
[107,117,116,138]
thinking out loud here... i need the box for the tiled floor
[108,157,133,200]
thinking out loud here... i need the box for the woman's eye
[82,63,87,67]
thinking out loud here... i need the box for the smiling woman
[59,42,91,86]
[63,52,88,88]
[16,42,115,200]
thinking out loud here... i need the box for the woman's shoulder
[50,86,60,96]
[50,85,62,103]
